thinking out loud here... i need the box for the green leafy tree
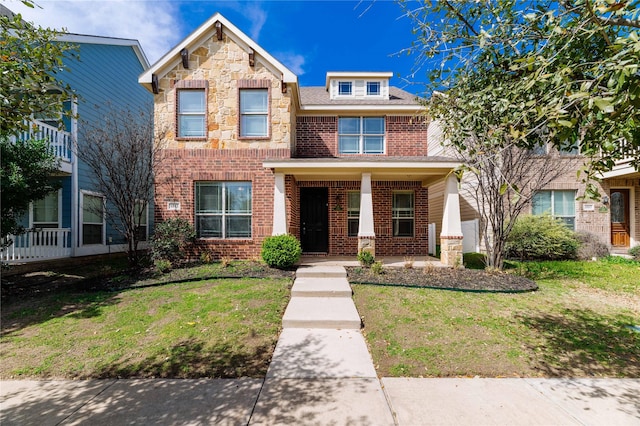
[400,0,639,267]
[1,9,76,242]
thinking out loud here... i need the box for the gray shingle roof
[300,86,422,106]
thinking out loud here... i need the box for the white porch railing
[1,228,72,262]
[11,120,72,163]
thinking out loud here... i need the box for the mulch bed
[346,266,538,293]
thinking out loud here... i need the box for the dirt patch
[346,266,538,292]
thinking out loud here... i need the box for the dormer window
[338,81,353,96]
[367,81,380,96]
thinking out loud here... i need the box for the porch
[10,120,73,174]
[1,229,72,263]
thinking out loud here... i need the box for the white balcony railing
[1,228,72,263]
[12,120,72,163]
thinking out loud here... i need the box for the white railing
[1,228,72,262]
[11,120,72,163]
[616,139,638,165]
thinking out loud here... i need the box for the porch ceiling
[263,157,461,186]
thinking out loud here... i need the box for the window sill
[176,137,207,142]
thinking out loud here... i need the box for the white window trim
[134,199,149,241]
[347,190,360,237]
[239,88,269,138]
[195,182,252,239]
[338,116,386,154]
[533,190,577,230]
[80,190,106,246]
[366,80,383,97]
[337,80,354,97]
[29,189,62,229]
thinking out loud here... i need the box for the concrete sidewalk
[2,377,639,425]
[2,265,639,425]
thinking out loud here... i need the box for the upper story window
[240,89,268,137]
[367,81,380,96]
[177,89,206,138]
[338,117,385,154]
[338,81,353,96]
[532,190,576,229]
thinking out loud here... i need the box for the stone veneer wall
[153,31,293,151]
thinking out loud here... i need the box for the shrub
[261,234,302,269]
[575,231,609,260]
[150,218,195,264]
[200,250,214,264]
[371,260,384,275]
[629,245,640,261]
[154,259,172,273]
[505,215,578,261]
[357,250,375,267]
[403,256,414,269]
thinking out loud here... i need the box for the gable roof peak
[139,12,297,91]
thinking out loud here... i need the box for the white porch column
[440,173,463,266]
[358,172,376,255]
[272,173,287,235]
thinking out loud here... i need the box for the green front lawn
[353,257,640,378]
[1,274,291,379]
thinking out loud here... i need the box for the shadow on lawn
[518,308,640,377]
[91,339,273,379]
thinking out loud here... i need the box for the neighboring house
[429,132,640,254]
[3,32,153,263]
[139,13,464,266]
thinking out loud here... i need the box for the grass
[1,271,292,379]
[353,257,640,378]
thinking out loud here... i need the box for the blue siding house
[3,34,153,262]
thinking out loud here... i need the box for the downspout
[70,97,78,256]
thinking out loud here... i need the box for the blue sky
[6,0,427,94]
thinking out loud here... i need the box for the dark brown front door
[300,187,328,253]
[610,189,630,247]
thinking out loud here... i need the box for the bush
[150,218,195,264]
[261,234,302,269]
[505,215,578,261]
[357,250,375,267]
[154,259,172,273]
[371,260,384,275]
[575,231,609,260]
[629,245,640,261]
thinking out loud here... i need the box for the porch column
[440,174,463,267]
[272,173,287,235]
[358,172,376,256]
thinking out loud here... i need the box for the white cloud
[275,51,305,76]
[4,0,183,64]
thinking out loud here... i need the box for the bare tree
[456,141,576,270]
[78,105,166,267]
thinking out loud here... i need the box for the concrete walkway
[2,264,639,425]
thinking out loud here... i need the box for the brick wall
[295,115,429,158]
[154,148,289,259]
[296,180,428,257]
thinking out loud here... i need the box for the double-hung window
[338,81,352,96]
[532,190,576,229]
[338,117,385,154]
[393,192,414,237]
[32,191,60,229]
[347,191,360,237]
[177,90,206,138]
[82,192,105,245]
[195,182,252,238]
[367,81,380,96]
[240,89,268,137]
[134,201,148,241]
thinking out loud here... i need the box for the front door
[610,189,630,248]
[300,187,328,253]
